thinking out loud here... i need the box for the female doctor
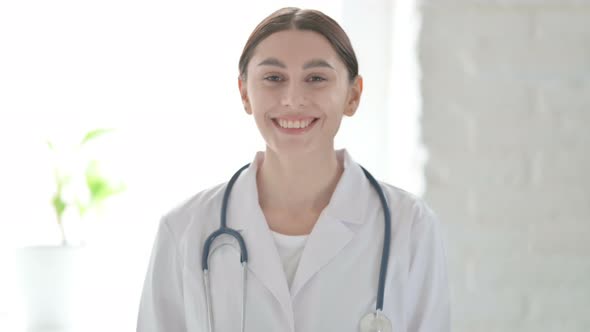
[137,7,450,332]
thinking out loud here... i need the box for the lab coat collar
[323,149,370,225]
[231,149,370,230]
[226,149,373,327]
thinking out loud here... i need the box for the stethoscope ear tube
[221,163,251,229]
[202,228,248,270]
[360,166,391,312]
[202,163,251,271]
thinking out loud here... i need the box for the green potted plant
[49,128,125,245]
[16,128,125,330]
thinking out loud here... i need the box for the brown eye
[264,75,282,82]
[308,76,326,82]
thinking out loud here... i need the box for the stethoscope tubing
[201,162,392,329]
[360,166,391,311]
[202,163,250,271]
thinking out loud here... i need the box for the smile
[277,118,315,129]
[271,117,319,133]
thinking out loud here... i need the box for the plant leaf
[75,199,87,216]
[81,128,114,145]
[85,161,125,205]
[52,193,67,222]
[46,140,55,151]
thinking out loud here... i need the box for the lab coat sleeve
[137,218,187,332]
[405,202,451,332]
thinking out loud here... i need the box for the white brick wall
[419,2,590,331]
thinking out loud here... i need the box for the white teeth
[277,119,314,129]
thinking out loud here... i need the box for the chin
[267,141,332,157]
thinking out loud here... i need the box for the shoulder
[378,182,441,230]
[160,182,227,240]
[378,182,448,265]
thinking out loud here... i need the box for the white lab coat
[137,150,450,332]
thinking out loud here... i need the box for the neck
[257,148,343,215]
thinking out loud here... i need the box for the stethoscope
[202,163,393,332]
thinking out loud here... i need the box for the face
[238,29,362,156]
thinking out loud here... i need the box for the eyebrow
[257,57,335,70]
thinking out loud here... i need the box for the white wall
[419,1,590,331]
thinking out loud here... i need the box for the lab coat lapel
[225,150,372,325]
[290,150,371,299]
[228,154,294,327]
[289,214,354,298]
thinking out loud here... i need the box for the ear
[238,77,252,115]
[344,75,363,117]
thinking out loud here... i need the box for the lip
[271,117,319,134]
[271,115,317,121]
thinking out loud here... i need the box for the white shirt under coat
[137,149,451,332]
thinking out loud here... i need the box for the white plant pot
[15,245,86,331]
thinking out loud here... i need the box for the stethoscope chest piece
[359,311,392,332]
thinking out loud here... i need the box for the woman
[138,7,450,332]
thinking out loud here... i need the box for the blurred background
[0,0,588,331]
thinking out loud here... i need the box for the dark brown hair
[238,7,358,82]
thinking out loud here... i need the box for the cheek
[247,83,278,111]
[313,88,347,113]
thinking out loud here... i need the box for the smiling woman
[137,7,449,332]
[0,0,427,331]
[239,28,362,161]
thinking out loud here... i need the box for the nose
[280,81,307,109]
